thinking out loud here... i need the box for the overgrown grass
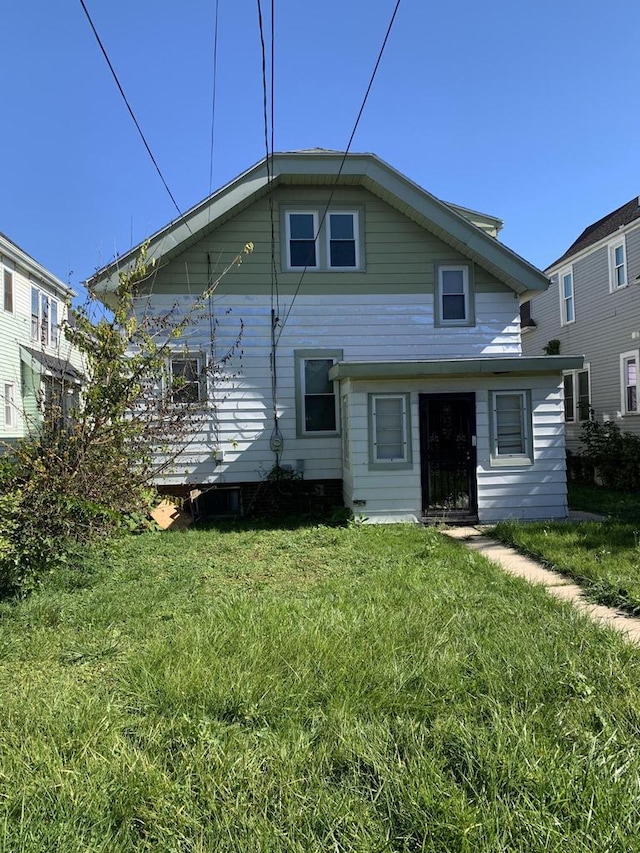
[569,482,640,523]
[1,523,640,851]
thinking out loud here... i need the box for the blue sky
[2,0,639,294]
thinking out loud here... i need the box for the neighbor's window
[621,351,638,414]
[30,285,59,346]
[490,390,533,465]
[369,393,411,466]
[563,368,590,422]
[295,349,342,436]
[560,268,575,325]
[435,264,473,326]
[170,356,204,404]
[609,240,627,290]
[3,268,13,313]
[4,383,15,428]
[328,212,358,268]
[286,212,318,269]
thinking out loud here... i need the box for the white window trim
[285,211,319,271]
[169,353,206,405]
[435,264,473,327]
[369,393,412,469]
[559,267,575,326]
[609,238,627,291]
[489,390,533,467]
[30,284,60,348]
[294,349,342,437]
[620,350,639,415]
[4,383,16,429]
[326,211,360,270]
[3,265,14,314]
[563,365,590,423]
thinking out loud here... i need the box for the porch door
[419,393,477,521]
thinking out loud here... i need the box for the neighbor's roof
[0,232,76,299]
[86,150,549,300]
[548,196,640,269]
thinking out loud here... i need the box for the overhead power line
[78,0,191,233]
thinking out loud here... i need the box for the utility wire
[275,0,402,344]
[78,0,191,233]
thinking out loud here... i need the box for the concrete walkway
[442,525,640,646]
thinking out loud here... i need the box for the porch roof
[329,355,584,381]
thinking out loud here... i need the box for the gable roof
[0,232,76,300]
[548,196,640,269]
[86,151,549,301]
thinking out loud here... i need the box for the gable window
[31,285,59,347]
[4,383,15,429]
[609,240,627,290]
[560,268,574,325]
[286,212,318,269]
[435,263,474,327]
[294,349,342,436]
[3,268,13,313]
[170,355,205,404]
[490,390,533,466]
[283,209,363,271]
[563,367,590,422]
[369,393,412,467]
[621,351,638,414]
[328,212,358,268]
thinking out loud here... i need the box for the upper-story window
[31,285,60,348]
[3,267,13,313]
[621,350,638,415]
[434,263,474,327]
[283,210,362,271]
[609,239,627,290]
[559,268,575,325]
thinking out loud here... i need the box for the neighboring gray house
[0,233,83,443]
[522,197,640,451]
[88,151,582,523]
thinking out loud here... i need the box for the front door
[419,393,477,521]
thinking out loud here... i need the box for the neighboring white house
[522,197,640,451]
[88,151,582,523]
[0,232,83,444]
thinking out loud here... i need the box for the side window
[369,393,412,467]
[560,268,574,325]
[294,349,342,436]
[3,268,13,313]
[50,300,59,347]
[40,294,50,346]
[170,355,205,404]
[609,240,627,290]
[328,212,358,268]
[563,368,590,422]
[4,383,15,428]
[490,390,533,466]
[621,351,638,414]
[31,286,40,340]
[286,212,318,269]
[435,263,473,326]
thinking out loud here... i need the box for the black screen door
[419,393,477,520]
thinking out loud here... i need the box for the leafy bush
[579,418,640,491]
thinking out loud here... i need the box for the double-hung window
[284,210,362,271]
[563,368,590,422]
[621,351,638,414]
[31,285,59,347]
[609,240,627,290]
[560,268,575,325]
[4,383,15,429]
[295,349,341,436]
[3,268,13,313]
[369,393,411,467]
[170,354,205,405]
[490,391,533,466]
[435,263,473,326]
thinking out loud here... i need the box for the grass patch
[1,523,640,850]
[568,482,640,523]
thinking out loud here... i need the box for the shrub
[579,418,640,491]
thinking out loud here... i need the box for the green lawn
[493,485,640,614]
[1,523,640,851]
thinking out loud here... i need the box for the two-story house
[522,197,640,451]
[88,151,582,523]
[0,233,83,444]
